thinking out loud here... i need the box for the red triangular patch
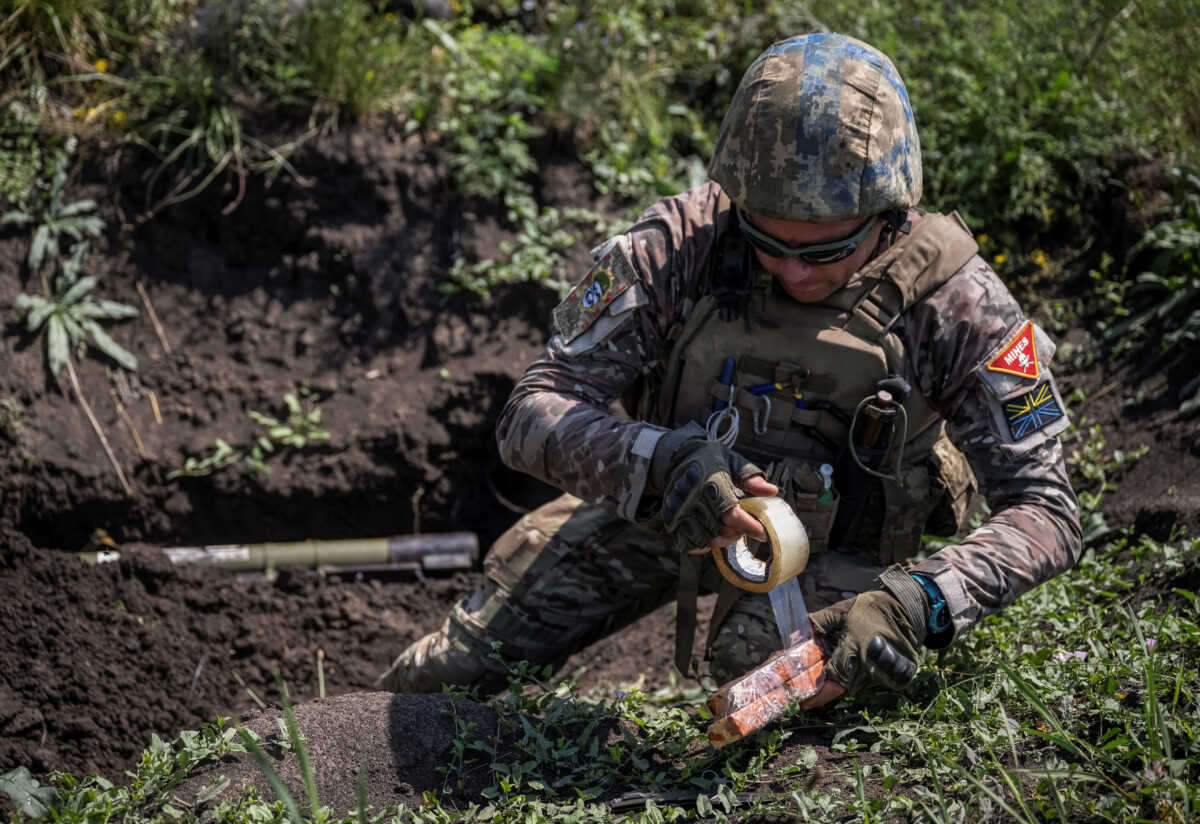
[987,321,1040,380]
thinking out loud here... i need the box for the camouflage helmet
[708,32,922,222]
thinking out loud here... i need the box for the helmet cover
[708,32,922,222]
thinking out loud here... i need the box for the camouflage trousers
[374,493,884,693]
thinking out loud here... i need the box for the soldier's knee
[706,596,781,685]
[373,617,511,695]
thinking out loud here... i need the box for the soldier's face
[744,211,884,303]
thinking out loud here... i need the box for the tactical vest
[654,208,980,565]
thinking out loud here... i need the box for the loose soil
[1,126,1197,809]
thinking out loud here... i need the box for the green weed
[245,390,331,470]
[14,242,139,379]
[167,437,239,480]
[0,122,50,210]
[168,389,330,479]
[1,141,103,272]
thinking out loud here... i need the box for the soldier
[375,32,1081,705]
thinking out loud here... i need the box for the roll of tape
[713,496,810,593]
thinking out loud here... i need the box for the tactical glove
[648,424,764,553]
[808,566,929,696]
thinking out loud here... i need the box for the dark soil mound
[173,692,504,817]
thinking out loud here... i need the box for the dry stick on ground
[148,389,163,424]
[232,671,269,711]
[411,486,424,534]
[111,388,148,458]
[65,358,134,495]
[136,281,173,356]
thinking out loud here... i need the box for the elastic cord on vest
[847,396,908,482]
[706,384,740,448]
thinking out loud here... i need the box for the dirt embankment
[1,127,1198,786]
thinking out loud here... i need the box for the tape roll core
[713,496,810,593]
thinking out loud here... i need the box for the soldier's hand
[806,566,929,699]
[698,475,779,552]
[649,426,772,554]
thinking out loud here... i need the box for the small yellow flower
[73,106,85,119]
[993,253,1007,265]
[95,58,108,73]
[385,11,395,20]
[86,106,98,119]
[365,69,375,82]
[110,110,126,125]
[1032,249,1048,267]
[976,233,989,245]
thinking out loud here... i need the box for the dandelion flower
[110,110,126,125]
[1032,249,1047,267]
[993,253,1007,265]
[95,59,108,73]
[976,233,989,245]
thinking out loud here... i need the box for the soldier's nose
[778,258,816,282]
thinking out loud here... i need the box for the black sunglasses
[736,208,877,265]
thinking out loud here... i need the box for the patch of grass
[419,22,556,203]
[1063,420,1150,545]
[1100,164,1200,369]
[8,530,1197,822]
[444,206,611,299]
[293,0,424,118]
[0,718,247,822]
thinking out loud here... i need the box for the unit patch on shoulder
[553,241,639,343]
[1003,382,1064,440]
[987,320,1040,380]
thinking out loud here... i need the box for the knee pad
[706,593,781,685]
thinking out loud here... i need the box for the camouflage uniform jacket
[496,182,1082,641]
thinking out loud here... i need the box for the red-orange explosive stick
[706,638,826,748]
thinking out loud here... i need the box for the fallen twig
[411,486,424,534]
[136,281,173,356]
[187,654,209,701]
[110,389,148,458]
[65,358,134,495]
[232,671,268,711]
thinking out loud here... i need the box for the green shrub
[291,0,425,117]
[1099,164,1200,372]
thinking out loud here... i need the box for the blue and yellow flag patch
[1004,382,1063,439]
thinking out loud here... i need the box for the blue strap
[911,573,951,635]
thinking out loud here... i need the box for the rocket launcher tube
[80,533,479,573]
